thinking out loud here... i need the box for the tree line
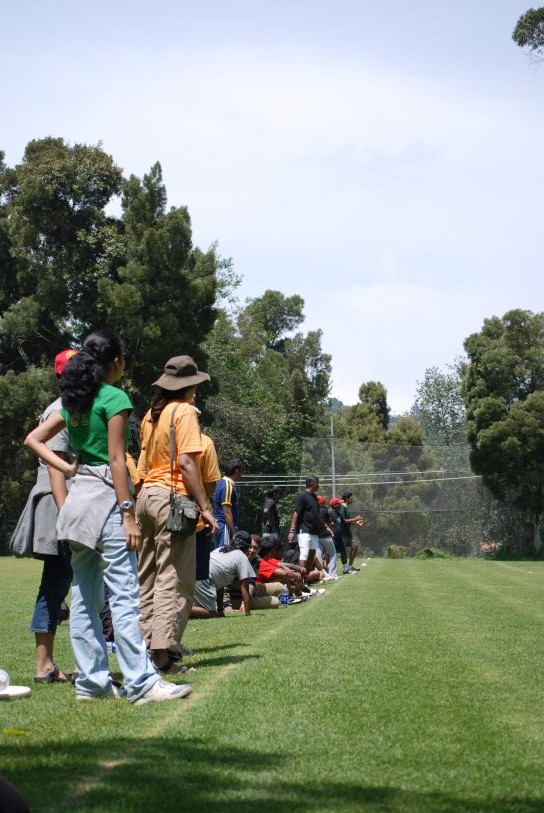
[1,138,543,556]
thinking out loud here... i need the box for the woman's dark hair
[220,530,252,554]
[60,329,123,415]
[149,387,194,424]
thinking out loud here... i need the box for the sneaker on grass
[287,596,303,604]
[75,684,125,701]
[132,679,192,706]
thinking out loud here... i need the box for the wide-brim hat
[153,355,211,390]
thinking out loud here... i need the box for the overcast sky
[2,0,543,412]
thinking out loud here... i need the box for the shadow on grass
[196,653,260,669]
[191,642,250,653]
[5,737,542,813]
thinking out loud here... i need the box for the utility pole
[330,412,336,497]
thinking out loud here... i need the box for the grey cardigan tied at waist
[57,464,118,549]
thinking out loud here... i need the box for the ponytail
[60,329,123,415]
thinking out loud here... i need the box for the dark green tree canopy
[513,7,544,54]
[0,138,222,545]
[463,309,544,553]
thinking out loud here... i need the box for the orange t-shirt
[196,433,221,532]
[137,401,203,496]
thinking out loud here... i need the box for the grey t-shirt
[209,549,255,589]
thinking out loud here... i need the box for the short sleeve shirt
[138,401,203,496]
[257,556,281,584]
[60,384,132,465]
[214,476,239,527]
[339,503,353,541]
[208,549,255,589]
[294,490,320,534]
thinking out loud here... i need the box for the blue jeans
[70,507,158,701]
[30,542,72,635]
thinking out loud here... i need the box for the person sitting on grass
[190,530,256,618]
[257,536,305,596]
[282,539,323,584]
[229,534,285,610]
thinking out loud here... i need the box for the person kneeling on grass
[190,531,256,618]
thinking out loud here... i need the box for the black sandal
[34,664,72,684]
[155,656,188,676]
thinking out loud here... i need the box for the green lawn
[1,557,544,813]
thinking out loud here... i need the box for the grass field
[1,557,544,813]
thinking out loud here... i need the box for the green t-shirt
[60,383,132,466]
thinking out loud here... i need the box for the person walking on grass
[11,349,77,685]
[25,329,191,705]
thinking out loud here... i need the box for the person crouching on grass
[190,530,256,618]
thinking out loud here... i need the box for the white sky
[2,0,543,412]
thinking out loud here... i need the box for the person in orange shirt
[136,356,217,675]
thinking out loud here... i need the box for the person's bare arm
[47,453,69,510]
[25,414,78,477]
[240,579,251,616]
[222,503,236,536]
[287,510,299,542]
[108,412,140,551]
[180,452,218,533]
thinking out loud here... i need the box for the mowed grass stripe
[3,560,544,812]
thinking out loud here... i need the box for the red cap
[54,349,78,375]
[329,497,342,507]
[317,495,327,505]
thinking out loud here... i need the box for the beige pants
[232,581,285,610]
[137,485,196,650]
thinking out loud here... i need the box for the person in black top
[287,476,322,574]
[262,486,280,538]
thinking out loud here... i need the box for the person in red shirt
[257,537,304,595]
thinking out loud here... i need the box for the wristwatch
[118,500,135,512]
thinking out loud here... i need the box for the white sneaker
[314,588,326,596]
[76,684,125,701]
[132,678,192,706]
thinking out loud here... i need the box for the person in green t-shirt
[339,492,365,573]
[24,329,191,706]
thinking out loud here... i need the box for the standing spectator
[10,349,77,684]
[213,459,242,548]
[287,476,321,576]
[25,330,190,704]
[261,486,280,538]
[329,497,353,575]
[317,496,339,580]
[136,355,218,675]
[339,492,364,573]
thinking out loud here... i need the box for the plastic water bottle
[0,669,10,691]
[106,641,116,654]
[280,589,289,606]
